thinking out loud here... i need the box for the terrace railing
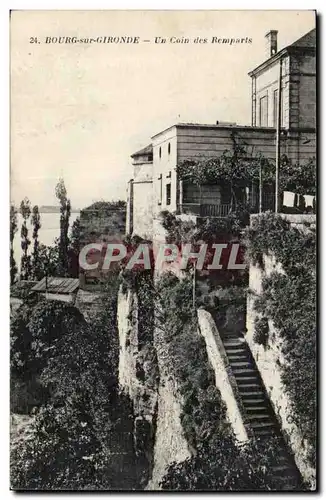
[200,203,232,217]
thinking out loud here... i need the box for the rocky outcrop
[117,287,159,486]
[117,286,190,489]
[147,320,191,490]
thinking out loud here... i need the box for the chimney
[265,30,278,58]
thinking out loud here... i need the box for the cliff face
[117,287,158,487]
[117,286,190,489]
[147,319,191,489]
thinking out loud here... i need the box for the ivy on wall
[176,144,316,197]
[245,213,316,467]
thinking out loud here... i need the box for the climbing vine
[245,213,316,466]
[176,145,316,196]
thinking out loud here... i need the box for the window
[273,89,284,127]
[158,174,162,205]
[148,153,153,162]
[166,183,171,205]
[168,142,171,155]
[273,90,278,127]
[159,147,162,159]
[259,95,268,126]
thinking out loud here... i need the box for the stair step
[229,361,252,367]
[224,348,246,354]
[245,405,268,412]
[242,398,266,404]
[246,414,272,420]
[233,368,256,375]
[228,355,248,361]
[236,376,259,382]
[237,383,261,388]
[240,391,265,397]
[251,421,276,429]
[224,342,245,348]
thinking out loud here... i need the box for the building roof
[130,144,153,158]
[151,122,278,139]
[248,28,316,77]
[32,277,80,294]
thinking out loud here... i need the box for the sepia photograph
[9,10,317,491]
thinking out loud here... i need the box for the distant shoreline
[14,206,80,214]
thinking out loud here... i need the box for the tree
[31,205,42,280]
[160,438,303,491]
[20,197,32,280]
[55,178,71,276]
[10,283,138,491]
[10,204,18,285]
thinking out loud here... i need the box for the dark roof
[130,144,153,158]
[249,28,316,77]
[32,277,80,294]
[291,28,316,49]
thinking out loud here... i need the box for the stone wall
[246,252,315,487]
[197,308,249,443]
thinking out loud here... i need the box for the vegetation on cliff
[245,212,316,466]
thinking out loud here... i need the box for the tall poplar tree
[31,205,42,280]
[20,197,32,280]
[10,204,18,285]
[55,178,71,276]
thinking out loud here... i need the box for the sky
[10,10,315,209]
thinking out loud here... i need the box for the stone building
[127,28,316,239]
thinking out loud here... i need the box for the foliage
[69,216,82,253]
[55,178,71,276]
[11,376,49,415]
[27,300,86,369]
[11,304,35,379]
[37,243,61,278]
[161,438,305,491]
[253,316,270,347]
[156,273,232,450]
[31,205,43,280]
[11,390,135,491]
[159,210,248,288]
[176,145,316,197]
[20,197,32,280]
[10,204,18,285]
[176,144,270,187]
[10,276,139,491]
[245,213,316,466]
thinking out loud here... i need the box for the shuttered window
[259,95,268,126]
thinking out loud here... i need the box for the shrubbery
[156,273,232,450]
[161,437,304,491]
[10,274,139,491]
[245,213,316,466]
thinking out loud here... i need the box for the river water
[13,212,80,271]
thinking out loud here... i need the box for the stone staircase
[220,328,304,490]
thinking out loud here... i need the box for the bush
[156,273,232,450]
[160,437,303,491]
[253,316,269,347]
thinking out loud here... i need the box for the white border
[2,3,323,499]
